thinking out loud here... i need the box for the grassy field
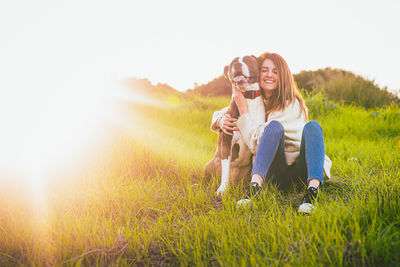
[1,92,400,266]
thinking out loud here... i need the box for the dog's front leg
[216,157,231,196]
[216,132,233,196]
[215,100,239,196]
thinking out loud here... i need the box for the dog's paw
[215,185,228,196]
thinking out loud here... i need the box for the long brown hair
[258,52,308,120]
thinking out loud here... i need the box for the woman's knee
[264,120,284,135]
[303,120,322,134]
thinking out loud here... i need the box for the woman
[212,52,331,213]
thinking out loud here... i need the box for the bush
[323,77,396,109]
[305,92,339,119]
[295,68,399,109]
[193,75,231,97]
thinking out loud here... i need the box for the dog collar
[242,90,261,99]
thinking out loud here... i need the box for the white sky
[1,0,399,93]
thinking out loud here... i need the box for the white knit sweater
[211,100,332,178]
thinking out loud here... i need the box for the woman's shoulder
[286,98,306,116]
[288,98,302,109]
[268,99,306,123]
[276,99,302,114]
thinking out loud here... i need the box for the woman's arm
[232,86,260,152]
[232,87,248,115]
[210,107,239,135]
[210,108,228,132]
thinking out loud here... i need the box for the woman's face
[259,58,278,97]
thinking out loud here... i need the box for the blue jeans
[251,120,325,188]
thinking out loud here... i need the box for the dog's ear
[224,65,230,79]
[251,55,261,68]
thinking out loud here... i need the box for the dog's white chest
[247,97,265,124]
[230,96,265,168]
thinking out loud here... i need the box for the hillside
[295,68,399,108]
[189,75,231,96]
[192,68,399,108]
[1,92,399,265]
[120,77,182,97]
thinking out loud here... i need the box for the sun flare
[0,75,117,184]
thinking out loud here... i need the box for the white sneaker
[236,182,262,207]
[298,203,315,214]
[298,187,318,214]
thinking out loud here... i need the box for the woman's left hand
[232,86,248,115]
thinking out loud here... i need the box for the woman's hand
[232,86,248,115]
[219,113,238,136]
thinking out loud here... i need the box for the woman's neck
[263,90,274,100]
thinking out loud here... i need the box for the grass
[0,92,399,266]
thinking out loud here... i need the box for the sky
[1,0,399,93]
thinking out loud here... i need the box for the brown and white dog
[213,55,266,196]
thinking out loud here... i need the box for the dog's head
[224,55,259,92]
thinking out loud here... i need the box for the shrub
[305,92,339,119]
[295,68,399,109]
[193,75,231,97]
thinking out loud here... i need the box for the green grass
[1,93,399,266]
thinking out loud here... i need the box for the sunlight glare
[0,73,116,183]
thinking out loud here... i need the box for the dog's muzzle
[233,75,248,84]
[232,75,255,92]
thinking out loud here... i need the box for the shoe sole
[298,203,315,214]
[236,199,251,207]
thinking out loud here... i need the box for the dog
[207,55,266,196]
